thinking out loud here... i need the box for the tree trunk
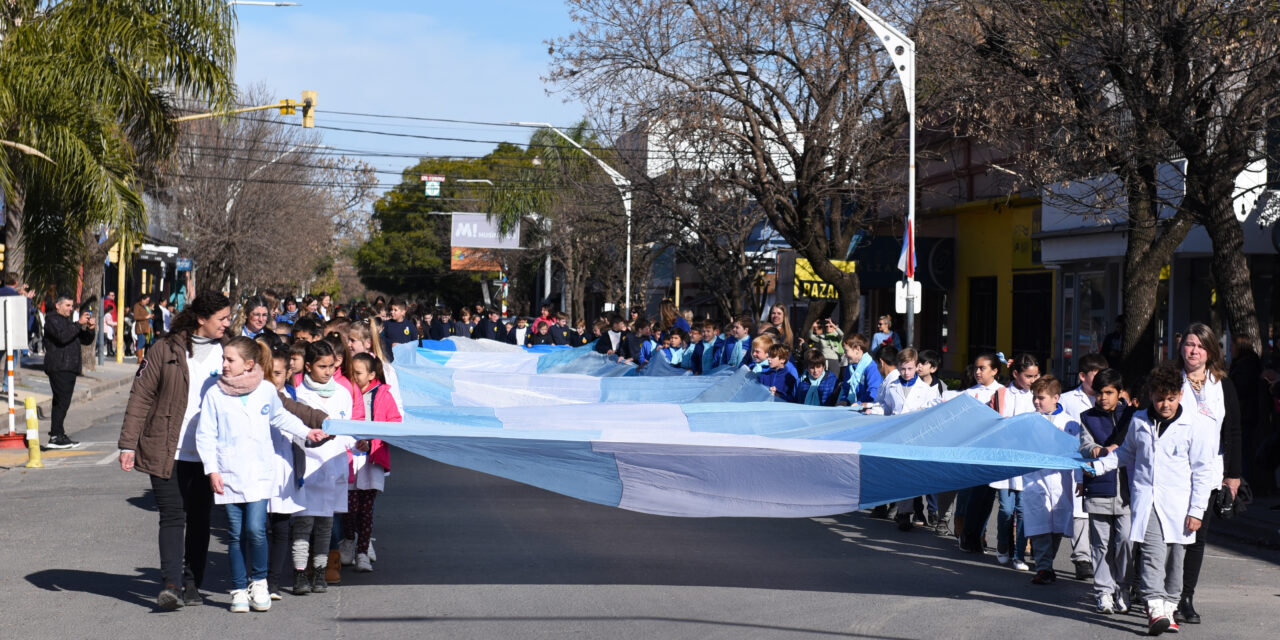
[1204,196,1261,353]
[1119,165,1194,384]
[79,232,110,372]
[3,187,25,279]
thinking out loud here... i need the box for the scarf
[803,371,828,405]
[218,367,263,397]
[729,338,746,368]
[303,374,338,398]
[700,340,717,372]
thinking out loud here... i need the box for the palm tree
[0,0,236,291]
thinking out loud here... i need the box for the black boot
[293,570,310,596]
[311,568,328,594]
[1178,595,1201,624]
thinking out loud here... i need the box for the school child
[1024,375,1081,585]
[550,312,572,345]
[194,337,326,613]
[341,353,399,572]
[663,328,690,367]
[620,319,655,365]
[381,298,418,353]
[527,321,555,345]
[323,333,364,421]
[917,349,947,394]
[748,334,776,373]
[507,316,530,346]
[292,317,323,343]
[758,344,798,401]
[875,345,900,395]
[690,320,723,375]
[290,340,355,595]
[990,354,1041,570]
[792,349,838,406]
[719,316,753,369]
[1088,365,1219,635]
[347,319,403,411]
[837,334,882,407]
[1059,353,1109,579]
[594,314,628,356]
[474,307,507,342]
[1078,368,1137,615]
[957,352,1009,553]
[876,348,944,531]
[456,308,473,338]
[288,341,308,390]
[872,314,901,351]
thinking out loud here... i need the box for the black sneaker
[182,583,202,606]
[1031,569,1057,585]
[293,570,310,596]
[896,514,914,531]
[45,435,79,450]
[157,585,184,611]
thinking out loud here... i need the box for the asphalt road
[1,387,1275,639]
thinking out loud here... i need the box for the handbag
[1212,481,1252,519]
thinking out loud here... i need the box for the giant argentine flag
[327,395,1086,518]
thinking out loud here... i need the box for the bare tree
[549,0,925,333]
[941,0,1280,362]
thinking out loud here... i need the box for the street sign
[176,257,193,272]
[895,279,922,314]
[421,174,445,197]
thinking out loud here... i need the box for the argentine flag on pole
[897,217,915,278]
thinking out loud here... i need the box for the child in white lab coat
[290,339,356,595]
[1023,375,1081,585]
[876,348,942,532]
[1088,365,1219,636]
[195,337,326,613]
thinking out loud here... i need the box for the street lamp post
[846,1,917,347]
[513,122,633,318]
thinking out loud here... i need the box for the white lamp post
[846,1,917,347]
[513,121,633,318]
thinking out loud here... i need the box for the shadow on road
[25,568,160,611]
[337,615,919,638]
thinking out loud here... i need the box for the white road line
[95,450,121,465]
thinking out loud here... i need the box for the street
[1,387,1275,640]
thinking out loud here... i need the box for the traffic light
[301,90,316,128]
[278,99,297,115]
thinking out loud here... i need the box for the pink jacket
[334,371,365,421]
[356,379,400,472]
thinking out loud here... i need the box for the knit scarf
[803,371,827,406]
[303,374,338,398]
[218,367,263,396]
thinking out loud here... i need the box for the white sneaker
[1095,592,1115,614]
[1113,590,1130,614]
[339,539,356,566]
[996,552,1010,565]
[355,553,373,573]
[230,589,250,613]
[1012,559,1030,571]
[367,538,376,562]
[248,580,271,612]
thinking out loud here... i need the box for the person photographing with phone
[808,317,844,373]
[43,293,96,449]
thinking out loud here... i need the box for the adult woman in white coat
[1174,323,1243,624]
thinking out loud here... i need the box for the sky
[232,0,588,191]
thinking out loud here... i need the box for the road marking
[96,450,121,465]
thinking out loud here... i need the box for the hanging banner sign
[793,259,855,300]
[449,213,522,250]
[421,174,445,197]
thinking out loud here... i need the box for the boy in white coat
[1023,375,1081,584]
[195,338,326,613]
[877,348,942,531]
[1088,365,1219,636]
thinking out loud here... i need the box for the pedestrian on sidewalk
[43,293,96,449]
[117,292,231,610]
[132,292,152,362]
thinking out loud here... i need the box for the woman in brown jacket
[117,292,328,610]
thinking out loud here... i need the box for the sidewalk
[4,354,138,425]
[1214,493,1280,548]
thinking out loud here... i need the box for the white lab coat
[279,435,356,516]
[195,381,312,505]
[295,380,354,421]
[1058,386,1093,518]
[382,361,405,414]
[1093,407,1220,545]
[878,378,941,416]
[991,384,1036,491]
[1022,409,1081,536]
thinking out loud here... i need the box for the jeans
[1030,533,1063,572]
[1140,506,1186,605]
[47,371,77,438]
[225,500,268,591]
[150,461,213,589]
[997,488,1026,561]
[960,485,996,551]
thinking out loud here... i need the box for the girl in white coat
[195,338,326,613]
[991,353,1041,570]
[877,348,942,532]
[1024,375,1081,584]
[347,318,403,410]
[1090,365,1220,635]
[289,339,356,595]
[957,352,1008,553]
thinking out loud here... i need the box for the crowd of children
[144,291,1245,635]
